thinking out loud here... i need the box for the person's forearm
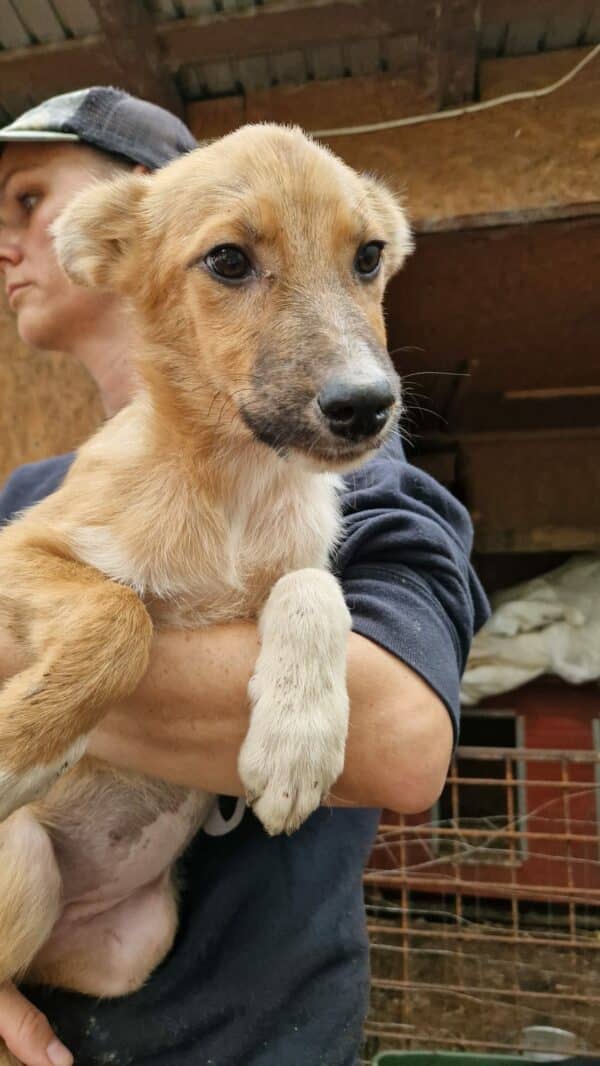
[89,622,452,814]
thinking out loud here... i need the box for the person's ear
[51,173,149,289]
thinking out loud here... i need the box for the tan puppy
[0,124,412,1029]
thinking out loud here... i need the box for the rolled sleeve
[336,435,490,741]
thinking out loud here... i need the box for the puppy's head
[54,124,413,469]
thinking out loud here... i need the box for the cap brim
[0,130,80,142]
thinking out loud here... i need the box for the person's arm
[92,623,453,814]
[0,621,452,816]
[0,439,487,818]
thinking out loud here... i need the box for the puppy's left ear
[361,175,414,279]
[52,173,150,290]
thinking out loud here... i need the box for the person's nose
[0,229,24,273]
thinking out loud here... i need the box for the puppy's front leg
[238,569,351,835]
[0,549,153,821]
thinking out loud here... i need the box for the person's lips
[6,281,32,306]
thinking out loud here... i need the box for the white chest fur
[69,445,342,627]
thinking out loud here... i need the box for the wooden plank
[583,9,600,43]
[51,0,99,36]
[146,0,180,19]
[199,58,237,94]
[482,0,595,23]
[381,34,418,74]
[235,53,271,91]
[12,0,65,43]
[385,217,600,404]
[544,12,589,51]
[0,306,102,484]
[343,37,380,77]
[310,43,345,80]
[414,201,600,234]
[158,0,422,69]
[479,43,598,97]
[0,1,423,112]
[505,16,545,55]
[178,0,214,14]
[269,49,308,85]
[88,0,184,115]
[0,36,109,117]
[477,529,600,553]
[186,70,429,138]
[458,430,600,554]
[417,0,479,107]
[479,20,507,57]
[438,0,480,105]
[0,0,30,47]
[325,46,600,229]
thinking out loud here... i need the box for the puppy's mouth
[239,389,400,467]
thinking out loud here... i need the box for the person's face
[0,142,117,351]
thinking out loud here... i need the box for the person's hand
[0,982,72,1065]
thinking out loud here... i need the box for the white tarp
[460,554,600,705]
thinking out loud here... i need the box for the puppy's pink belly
[56,791,206,915]
[28,780,212,994]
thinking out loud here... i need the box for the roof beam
[159,0,422,69]
[0,0,423,119]
[418,0,480,107]
[87,0,183,116]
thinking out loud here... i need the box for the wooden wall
[0,302,102,484]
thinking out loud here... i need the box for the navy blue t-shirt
[0,436,488,1065]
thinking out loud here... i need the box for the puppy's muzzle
[317,378,395,442]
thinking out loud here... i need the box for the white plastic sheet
[461,554,600,705]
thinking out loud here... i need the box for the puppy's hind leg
[0,808,62,987]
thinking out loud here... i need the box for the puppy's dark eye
[205,245,252,282]
[355,241,385,278]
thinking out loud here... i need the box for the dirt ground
[363,889,600,1061]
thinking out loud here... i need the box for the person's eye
[204,245,253,283]
[354,240,385,279]
[17,192,40,214]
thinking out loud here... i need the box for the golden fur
[0,124,411,1058]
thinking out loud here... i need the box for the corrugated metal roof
[3,0,599,56]
[0,0,598,110]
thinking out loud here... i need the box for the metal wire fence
[363,732,600,1061]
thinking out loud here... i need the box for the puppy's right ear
[52,173,149,290]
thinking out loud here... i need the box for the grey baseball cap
[0,86,197,169]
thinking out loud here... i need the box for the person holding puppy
[0,88,488,1066]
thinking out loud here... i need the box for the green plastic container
[373,1054,543,1066]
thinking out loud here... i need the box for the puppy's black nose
[318,379,395,440]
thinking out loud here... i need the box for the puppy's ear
[361,175,414,279]
[52,173,149,289]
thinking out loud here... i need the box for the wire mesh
[363,731,600,1061]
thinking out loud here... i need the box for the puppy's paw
[238,689,348,836]
[0,737,87,821]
